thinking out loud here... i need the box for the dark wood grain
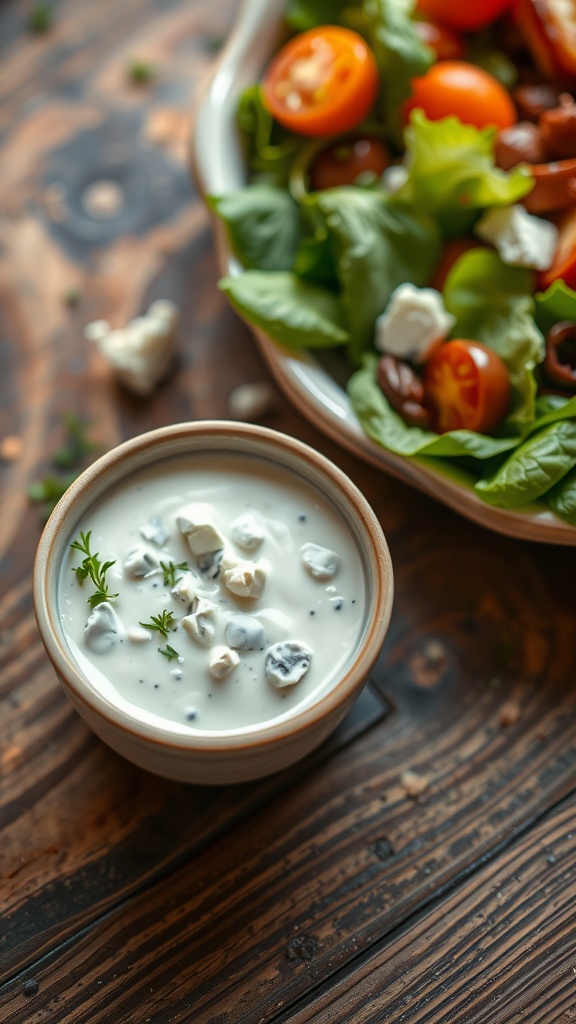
[2,2,576,1023]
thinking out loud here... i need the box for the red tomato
[538,207,576,291]
[262,26,379,137]
[309,136,390,190]
[416,0,513,32]
[413,18,466,61]
[423,339,511,433]
[403,61,517,130]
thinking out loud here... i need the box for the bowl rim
[34,420,393,754]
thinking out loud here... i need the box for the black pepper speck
[22,980,38,997]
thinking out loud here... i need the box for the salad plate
[191,0,576,545]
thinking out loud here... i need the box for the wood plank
[278,793,576,1024]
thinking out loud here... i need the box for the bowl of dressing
[34,421,393,784]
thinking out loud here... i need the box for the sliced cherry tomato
[416,0,513,32]
[262,26,379,137]
[403,61,517,130]
[515,0,576,84]
[413,18,466,61]
[309,135,390,190]
[423,339,511,433]
[538,207,576,291]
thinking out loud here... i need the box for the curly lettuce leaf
[208,185,301,272]
[218,271,349,349]
[302,187,441,361]
[443,248,545,429]
[396,111,535,236]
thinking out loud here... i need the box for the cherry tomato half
[262,26,379,137]
[423,339,511,433]
[309,135,390,190]
[413,18,467,61]
[403,60,517,130]
[416,0,513,32]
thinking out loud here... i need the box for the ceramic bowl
[34,421,393,785]
[191,0,576,546]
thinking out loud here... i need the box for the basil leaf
[208,185,301,272]
[219,271,349,349]
[286,0,352,29]
[475,419,576,507]
[237,85,302,185]
[535,279,576,335]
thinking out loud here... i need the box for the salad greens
[209,0,576,525]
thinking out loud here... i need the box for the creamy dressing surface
[58,453,367,735]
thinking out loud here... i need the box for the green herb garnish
[160,560,188,588]
[139,609,176,638]
[159,644,180,662]
[70,531,118,608]
[127,58,155,84]
[53,412,96,470]
[29,412,98,519]
[28,3,52,33]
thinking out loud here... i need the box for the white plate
[191,0,576,545]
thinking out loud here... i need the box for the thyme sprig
[160,560,188,588]
[139,609,176,638]
[70,531,118,609]
[159,644,180,662]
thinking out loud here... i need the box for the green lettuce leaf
[396,111,535,236]
[443,248,545,429]
[219,271,349,349]
[237,85,303,185]
[286,0,352,29]
[303,187,441,361]
[208,185,301,272]
[475,419,576,507]
[535,279,576,335]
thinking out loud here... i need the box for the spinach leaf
[208,185,301,271]
[443,248,544,429]
[304,188,441,361]
[219,271,349,349]
[475,419,576,507]
[547,467,576,525]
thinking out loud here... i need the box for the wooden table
[2,2,576,1021]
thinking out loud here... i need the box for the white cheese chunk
[225,613,267,651]
[300,542,340,581]
[181,598,219,647]
[230,512,264,552]
[139,516,168,547]
[474,204,559,270]
[375,283,456,364]
[84,602,124,654]
[176,503,225,556]
[85,299,178,397]
[127,626,152,644]
[123,545,160,579]
[265,640,312,688]
[221,555,268,599]
[209,645,240,679]
[170,572,202,609]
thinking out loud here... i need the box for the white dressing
[58,453,367,735]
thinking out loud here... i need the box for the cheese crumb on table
[85,299,178,396]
